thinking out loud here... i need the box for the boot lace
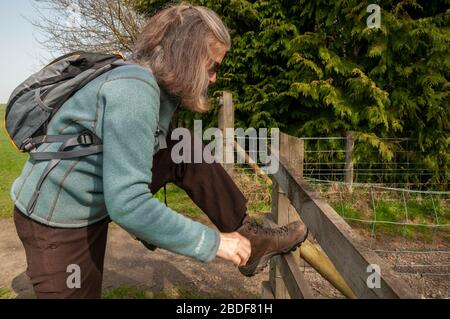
[246,220,289,236]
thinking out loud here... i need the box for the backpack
[5,51,127,158]
[4,51,165,215]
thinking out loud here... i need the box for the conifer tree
[134,0,449,185]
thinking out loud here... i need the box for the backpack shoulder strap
[26,131,103,215]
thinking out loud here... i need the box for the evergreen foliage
[134,0,450,186]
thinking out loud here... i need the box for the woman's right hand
[216,232,251,267]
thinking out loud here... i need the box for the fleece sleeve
[100,76,220,263]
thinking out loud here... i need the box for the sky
[0,0,55,103]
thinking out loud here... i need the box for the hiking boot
[236,216,308,277]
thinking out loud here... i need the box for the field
[0,105,28,218]
[317,184,450,242]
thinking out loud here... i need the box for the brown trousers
[14,135,247,299]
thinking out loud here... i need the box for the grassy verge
[0,105,28,218]
[154,184,205,221]
[331,190,450,242]
[232,167,272,216]
[0,287,13,299]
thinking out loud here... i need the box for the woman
[11,4,308,299]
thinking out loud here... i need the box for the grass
[0,105,28,218]
[332,190,450,242]
[247,199,272,215]
[154,184,204,221]
[0,287,13,299]
[232,167,272,216]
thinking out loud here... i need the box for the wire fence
[305,177,450,297]
[302,137,449,191]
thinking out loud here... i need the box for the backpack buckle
[21,138,36,152]
[78,132,93,145]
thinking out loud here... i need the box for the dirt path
[3,217,447,299]
[0,219,267,298]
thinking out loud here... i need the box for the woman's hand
[216,232,251,267]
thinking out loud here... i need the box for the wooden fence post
[345,131,355,192]
[269,133,307,299]
[218,91,234,177]
[269,178,289,299]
